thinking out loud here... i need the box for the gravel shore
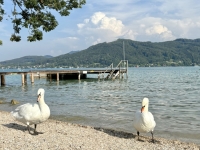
[0,111,199,150]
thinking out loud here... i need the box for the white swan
[133,97,156,142]
[11,88,50,134]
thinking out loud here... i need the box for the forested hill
[1,38,200,68]
[0,55,53,67]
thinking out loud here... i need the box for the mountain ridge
[1,38,200,68]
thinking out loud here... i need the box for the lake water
[0,67,200,145]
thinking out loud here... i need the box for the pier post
[1,74,5,86]
[49,74,52,81]
[119,66,121,79]
[78,73,81,80]
[21,73,25,85]
[98,73,100,80]
[31,73,34,83]
[57,73,59,81]
[24,74,27,84]
[126,60,128,79]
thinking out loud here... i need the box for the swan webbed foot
[33,131,39,135]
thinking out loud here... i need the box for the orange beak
[141,106,145,113]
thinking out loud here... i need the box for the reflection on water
[0,67,200,145]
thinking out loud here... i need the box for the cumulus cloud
[145,23,175,41]
[91,12,106,25]
[146,24,168,35]
[99,16,124,34]
[84,12,124,35]
[76,12,135,47]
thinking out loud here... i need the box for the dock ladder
[99,60,128,80]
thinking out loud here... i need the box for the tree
[0,0,4,45]
[0,0,86,44]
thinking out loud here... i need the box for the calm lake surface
[0,67,200,145]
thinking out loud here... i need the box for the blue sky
[0,0,200,61]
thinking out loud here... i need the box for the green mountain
[1,38,200,68]
[0,55,53,67]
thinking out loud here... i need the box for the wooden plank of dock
[0,60,129,85]
[0,68,127,85]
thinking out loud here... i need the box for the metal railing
[98,63,113,79]
[98,60,128,80]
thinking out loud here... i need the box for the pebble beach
[0,111,199,150]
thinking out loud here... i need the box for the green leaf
[0,0,86,43]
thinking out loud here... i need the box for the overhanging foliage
[0,0,86,44]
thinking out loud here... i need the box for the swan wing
[144,112,156,131]
[133,111,144,131]
[11,103,41,124]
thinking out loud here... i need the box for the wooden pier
[0,60,128,86]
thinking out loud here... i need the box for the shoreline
[0,111,199,150]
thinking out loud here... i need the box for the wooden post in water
[21,73,25,85]
[1,74,5,86]
[78,73,81,80]
[31,73,34,83]
[98,73,100,80]
[24,74,27,84]
[49,74,52,82]
[57,73,59,81]
[126,60,128,78]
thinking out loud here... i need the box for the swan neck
[38,97,46,106]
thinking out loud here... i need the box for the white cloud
[122,30,136,40]
[146,24,168,35]
[75,12,135,47]
[77,23,85,29]
[99,17,124,34]
[160,30,175,41]
[91,12,105,25]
